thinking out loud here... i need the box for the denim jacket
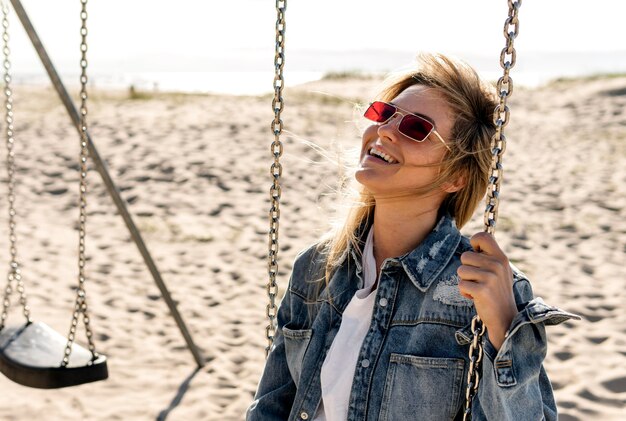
[247,214,580,420]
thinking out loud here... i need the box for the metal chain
[463,1,522,419]
[62,0,99,366]
[462,312,487,420]
[0,0,31,332]
[266,0,286,358]
[483,0,521,235]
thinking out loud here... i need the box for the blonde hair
[317,53,497,290]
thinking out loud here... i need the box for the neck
[371,199,441,271]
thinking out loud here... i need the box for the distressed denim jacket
[247,214,580,420]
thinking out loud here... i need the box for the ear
[442,172,466,193]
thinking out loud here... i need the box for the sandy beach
[0,74,624,420]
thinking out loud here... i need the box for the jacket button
[361,359,370,368]
[300,411,309,420]
[379,298,388,307]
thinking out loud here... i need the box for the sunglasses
[363,101,450,150]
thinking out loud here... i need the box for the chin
[354,167,369,186]
[354,171,383,196]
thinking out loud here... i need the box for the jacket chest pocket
[282,326,313,386]
[378,354,465,421]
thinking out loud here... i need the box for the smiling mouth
[368,147,397,164]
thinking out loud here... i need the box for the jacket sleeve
[245,278,297,420]
[470,269,580,420]
[246,243,324,420]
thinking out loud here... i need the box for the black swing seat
[0,321,108,389]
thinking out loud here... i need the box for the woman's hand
[456,232,518,351]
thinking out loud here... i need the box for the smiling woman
[357,85,458,207]
[246,52,580,421]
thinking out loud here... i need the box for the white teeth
[369,148,396,164]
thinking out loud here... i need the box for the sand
[0,74,624,420]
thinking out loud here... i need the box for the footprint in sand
[558,414,580,421]
[579,388,624,408]
[44,186,68,195]
[586,336,609,344]
[602,87,626,97]
[209,203,233,217]
[602,377,626,394]
[554,351,575,361]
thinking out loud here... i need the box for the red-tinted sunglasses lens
[398,114,434,141]
[364,101,396,122]
[364,101,434,141]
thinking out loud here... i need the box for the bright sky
[6,0,626,76]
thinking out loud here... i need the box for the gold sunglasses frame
[366,101,451,151]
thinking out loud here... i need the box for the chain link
[483,0,521,234]
[464,1,522,419]
[0,0,32,332]
[62,0,99,366]
[462,313,487,420]
[266,0,286,358]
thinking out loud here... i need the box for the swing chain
[0,0,31,332]
[464,1,522,419]
[266,0,286,358]
[463,314,486,420]
[483,0,521,234]
[62,0,99,366]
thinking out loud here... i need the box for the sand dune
[0,75,624,420]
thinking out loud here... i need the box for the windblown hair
[318,52,497,288]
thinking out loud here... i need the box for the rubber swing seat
[0,321,108,389]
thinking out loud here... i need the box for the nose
[376,113,401,142]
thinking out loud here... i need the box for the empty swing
[0,0,108,389]
[262,1,523,420]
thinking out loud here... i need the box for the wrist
[486,306,517,351]
[487,325,508,351]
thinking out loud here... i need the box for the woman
[246,53,578,420]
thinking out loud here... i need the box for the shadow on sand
[156,366,202,420]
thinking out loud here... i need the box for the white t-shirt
[313,225,377,421]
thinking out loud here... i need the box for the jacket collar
[345,212,461,292]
